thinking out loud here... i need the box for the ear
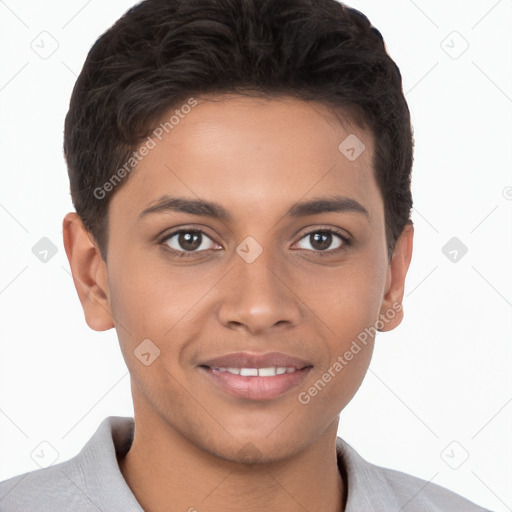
[378,222,414,332]
[62,212,114,331]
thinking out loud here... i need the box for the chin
[202,432,307,467]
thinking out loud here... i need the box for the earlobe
[378,222,414,332]
[62,212,114,331]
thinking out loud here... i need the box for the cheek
[308,258,387,336]
[109,249,198,328]
[294,342,373,437]
[107,251,224,367]
[107,252,172,356]
[293,265,385,420]
[300,251,387,392]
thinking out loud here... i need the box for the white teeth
[240,368,258,377]
[212,367,297,377]
[258,367,277,377]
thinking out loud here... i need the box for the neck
[118,409,346,512]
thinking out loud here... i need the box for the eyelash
[160,227,352,258]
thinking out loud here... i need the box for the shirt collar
[336,437,400,511]
[78,416,400,511]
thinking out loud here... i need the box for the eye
[161,229,220,255]
[294,229,350,253]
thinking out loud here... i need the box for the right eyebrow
[138,195,231,221]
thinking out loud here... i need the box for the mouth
[198,352,313,401]
[209,366,299,376]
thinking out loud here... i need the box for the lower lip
[200,367,312,401]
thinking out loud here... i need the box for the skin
[63,95,413,512]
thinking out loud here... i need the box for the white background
[0,1,511,510]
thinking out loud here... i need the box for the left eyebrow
[287,195,369,219]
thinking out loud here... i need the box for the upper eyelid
[297,226,350,240]
[161,228,214,243]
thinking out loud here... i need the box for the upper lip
[199,352,312,370]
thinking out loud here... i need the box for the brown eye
[162,230,218,253]
[295,230,348,252]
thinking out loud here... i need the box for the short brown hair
[64,0,414,261]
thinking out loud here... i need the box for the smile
[210,367,298,376]
[198,352,313,401]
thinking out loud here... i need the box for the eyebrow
[138,194,369,221]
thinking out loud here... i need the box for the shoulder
[0,458,96,512]
[0,416,141,512]
[336,437,493,512]
[377,464,491,512]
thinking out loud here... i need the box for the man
[0,0,493,510]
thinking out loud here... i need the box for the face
[66,95,412,463]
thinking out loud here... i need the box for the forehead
[110,95,382,223]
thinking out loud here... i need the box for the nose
[216,252,302,336]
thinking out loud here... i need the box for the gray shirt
[0,416,492,511]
